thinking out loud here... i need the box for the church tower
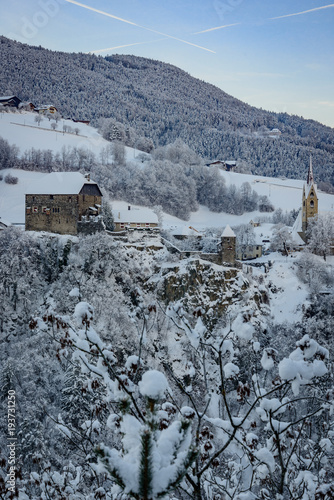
[301,156,318,239]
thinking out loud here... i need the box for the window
[50,195,54,200]
[68,196,72,202]
[26,207,31,215]
[310,191,314,198]
[310,200,314,208]
[33,206,38,213]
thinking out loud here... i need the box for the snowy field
[0,110,137,161]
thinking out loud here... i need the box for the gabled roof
[25,172,100,195]
[35,104,57,109]
[222,225,236,238]
[113,208,158,224]
[172,225,201,236]
[0,95,17,100]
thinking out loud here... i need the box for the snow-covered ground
[1,110,334,233]
[252,252,310,324]
[0,110,137,161]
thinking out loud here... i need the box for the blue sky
[2,0,334,127]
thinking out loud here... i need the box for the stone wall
[26,192,102,235]
[77,218,105,235]
[25,194,78,234]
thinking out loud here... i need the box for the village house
[206,160,237,172]
[35,104,58,114]
[25,172,103,235]
[236,244,263,261]
[19,101,35,111]
[267,128,282,138]
[0,95,21,108]
[112,206,159,232]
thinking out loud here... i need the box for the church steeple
[307,155,314,185]
[298,156,318,242]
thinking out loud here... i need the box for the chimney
[85,173,90,182]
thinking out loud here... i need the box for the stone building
[25,172,103,235]
[218,225,236,265]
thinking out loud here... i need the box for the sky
[1,0,334,128]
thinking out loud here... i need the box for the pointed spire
[307,155,314,185]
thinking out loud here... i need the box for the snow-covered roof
[113,208,158,224]
[305,182,318,198]
[172,225,202,236]
[0,95,17,100]
[222,225,236,238]
[25,172,99,195]
[291,210,305,245]
[36,104,56,108]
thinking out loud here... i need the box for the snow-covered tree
[307,213,334,260]
[102,200,114,231]
[234,223,255,252]
[270,223,293,255]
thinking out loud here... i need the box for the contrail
[88,39,167,54]
[270,3,334,20]
[64,0,215,53]
[194,23,241,34]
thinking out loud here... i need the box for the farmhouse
[19,101,35,111]
[112,207,159,232]
[0,95,21,108]
[35,104,58,114]
[25,172,103,235]
[206,160,237,172]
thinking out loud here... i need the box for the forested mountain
[1,36,334,185]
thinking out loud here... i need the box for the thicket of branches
[0,228,333,499]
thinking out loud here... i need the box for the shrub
[5,173,18,184]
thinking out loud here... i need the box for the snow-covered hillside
[1,110,334,233]
[0,110,138,160]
